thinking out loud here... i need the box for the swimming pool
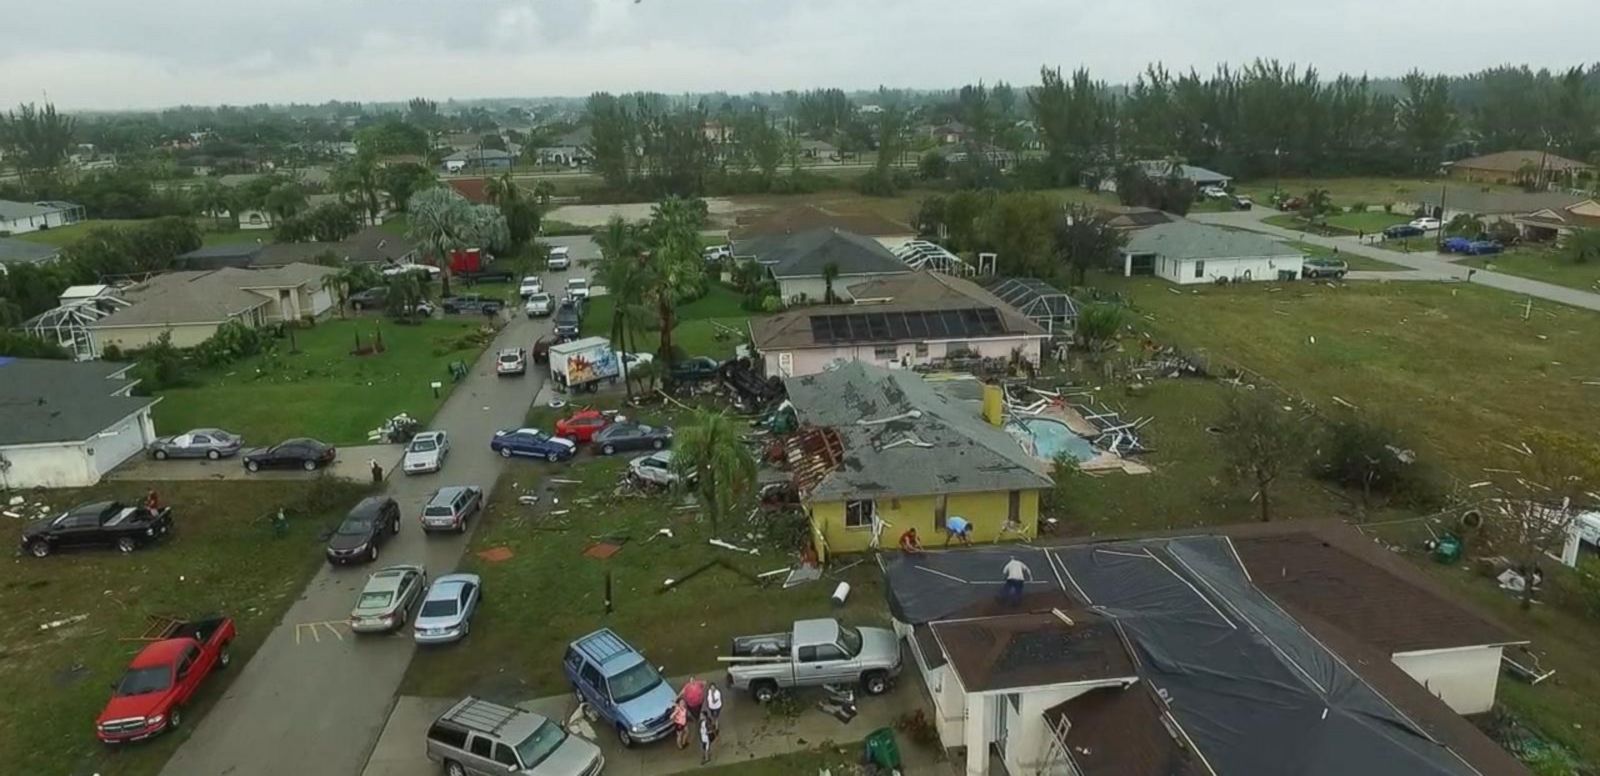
[1008,417,1098,462]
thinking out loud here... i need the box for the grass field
[1326,210,1408,233]
[399,460,890,700]
[153,317,490,444]
[0,479,370,776]
[1231,177,1493,209]
[581,283,749,361]
[1461,246,1600,293]
[14,219,155,246]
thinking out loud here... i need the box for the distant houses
[0,199,85,235]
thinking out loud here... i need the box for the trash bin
[864,727,901,770]
[448,361,469,382]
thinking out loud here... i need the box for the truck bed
[730,632,791,659]
[171,615,228,645]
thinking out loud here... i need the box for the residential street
[159,297,561,776]
[1191,209,1600,312]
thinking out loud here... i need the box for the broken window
[845,499,875,529]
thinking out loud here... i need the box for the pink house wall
[764,337,1043,378]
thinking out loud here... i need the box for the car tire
[369,545,379,562]
[445,761,466,776]
[546,452,560,462]
[218,644,232,669]
[117,537,138,553]
[169,707,183,730]
[391,517,400,535]
[499,447,512,458]
[751,681,779,704]
[302,459,317,472]
[602,444,616,456]
[652,439,664,450]
[29,541,51,558]
[207,449,221,460]
[461,620,470,638]
[861,671,889,696]
[617,725,635,748]
[154,449,168,460]
[246,460,260,472]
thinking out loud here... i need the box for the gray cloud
[3,0,1597,109]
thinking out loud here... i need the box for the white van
[546,246,571,271]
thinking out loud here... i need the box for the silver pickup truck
[725,618,901,702]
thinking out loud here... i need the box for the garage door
[91,414,148,477]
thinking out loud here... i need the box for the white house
[0,199,85,235]
[86,264,337,354]
[1121,221,1304,284]
[0,359,160,488]
[738,227,912,304]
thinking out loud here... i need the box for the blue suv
[562,629,677,747]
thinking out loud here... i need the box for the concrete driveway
[159,270,568,776]
[108,444,403,482]
[362,668,938,776]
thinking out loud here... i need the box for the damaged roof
[931,611,1136,693]
[783,362,1051,500]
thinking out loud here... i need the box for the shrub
[1381,201,1395,213]
[761,295,783,313]
[1349,201,1368,213]
[1074,303,1124,350]
[895,709,941,749]
[1311,412,1440,508]
[128,331,196,392]
[0,331,71,359]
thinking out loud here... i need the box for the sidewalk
[363,672,940,776]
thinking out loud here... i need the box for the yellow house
[783,362,1052,563]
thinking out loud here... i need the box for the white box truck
[549,337,620,393]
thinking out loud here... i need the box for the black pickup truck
[21,500,174,557]
[440,293,504,315]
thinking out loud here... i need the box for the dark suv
[553,302,581,340]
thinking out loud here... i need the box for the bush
[1381,201,1395,213]
[128,332,196,393]
[1311,413,1440,508]
[191,319,267,367]
[1074,303,1124,350]
[855,168,899,197]
[0,331,71,359]
[1349,201,1368,213]
[1487,220,1520,246]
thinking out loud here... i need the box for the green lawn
[1286,241,1406,271]
[0,479,370,776]
[153,317,491,444]
[1326,210,1408,234]
[581,283,749,361]
[1461,246,1600,293]
[1231,177,1486,210]
[399,460,890,700]
[13,219,155,246]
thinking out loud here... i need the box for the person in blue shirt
[945,516,973,547]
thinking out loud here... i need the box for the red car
[554,408,612,443]
[96,616,235,744]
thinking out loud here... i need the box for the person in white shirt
[1001,557,1032,605]
[706,683,724,734]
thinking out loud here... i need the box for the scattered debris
[1331,396,1358,410]
[784,565,823,588]
[39,614,88,632]
[548,478,583,485]
[7,496,23,506]
[583,542,624,560]
[648,528,674,542]
[477,546,515,563]
[709,538,758,555]
[517,494,540,506]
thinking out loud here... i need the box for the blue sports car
[489,428,578,462]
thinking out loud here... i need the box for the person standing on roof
[1001,556,1033,605]
[945,516,973,547]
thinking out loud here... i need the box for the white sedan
[524,292,553,318]
[1409,217,1443,231]
[518,276,543,299]
[403,431,449,475]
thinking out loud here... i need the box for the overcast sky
[4,0,1598,110]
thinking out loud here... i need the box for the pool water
[1008,417,1098,462]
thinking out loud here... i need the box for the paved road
[159,273,575,776]
[1192,210,1600,312]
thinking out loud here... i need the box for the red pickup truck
[96,616,235,744]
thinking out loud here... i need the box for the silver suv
[426,697,603,776]
[421,486,483,534]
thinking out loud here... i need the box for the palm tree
[1300,188,1333,220]
[673,409,758,535]
[264,182,309,226]
[385,273,425,323]
[822,261,840,304]
[322,264,378,318]
[407,188,475,297]
[595,216,649,397]
[644,197,708,372]
[333,151,383,225]
[195,180,235,228]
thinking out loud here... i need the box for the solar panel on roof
[807,309,1010,344]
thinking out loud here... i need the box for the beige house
[87,264,337,353]
[1444,150,1592,186]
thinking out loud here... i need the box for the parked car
[628,450,681,487]
[1465,240,1504,256]
[421,485,483,533]
[518,276,543,299]
[325,497,401,565]
[554,408,612,443]
[243,438,336,472]
[727,618,901,702]
[96,616,236,744]
[546,245,572,271]
[1276,196,1305,212]
[349,287,387,312]
[566,277,590,301]
[525,292,554,318]
[1200,185,1229,199]
[21,500,174,558]
[1441,236,1474,253]
[1232,196,1254,211]
[1383,224,1425,239]
[414,573,482,645]
[703,244,732,263]
[350,565,428,634]
[593,422,673,456]
[425,696,603,776]
[563,629,677,747]
[441,294,503,316]
[382,263,441,280]
[402,299,437,318]
[670,356,721,383]
[496,348,528,376]
[1301,258,1348,279]
[148,428,242,460]
[553,303,581,339]
[1410,217,1443,231]
[404,431,450,475]
[490,428,578,462]
[532,335,555,364]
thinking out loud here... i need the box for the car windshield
[336,516,374,536]
[409,438,437,453]
[419,598,458,617]
[116,666,172,696]
[570,279,587,287]
[838,625,863,657]
[499,354,520,362]
[514,720,568,768]
[358,591,393,609]
[608,661,664,703]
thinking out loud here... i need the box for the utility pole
[1436,184,1447,251]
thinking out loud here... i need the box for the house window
[915,342,928,358]
[845,499,875,529]
[946,341,972,357]
[1008,491,1021,523]
[873,345,897,361]
[1193,260,1206,279]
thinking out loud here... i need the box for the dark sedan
[593,422,674,456]
[1383,224,1425,239]
[325,497,401,564]
[243,438,336,472]
[489,428,577,462]
[670,356,721,383]
[349,287,387,312]
[147,428,242,460]
[21,501,173,558]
